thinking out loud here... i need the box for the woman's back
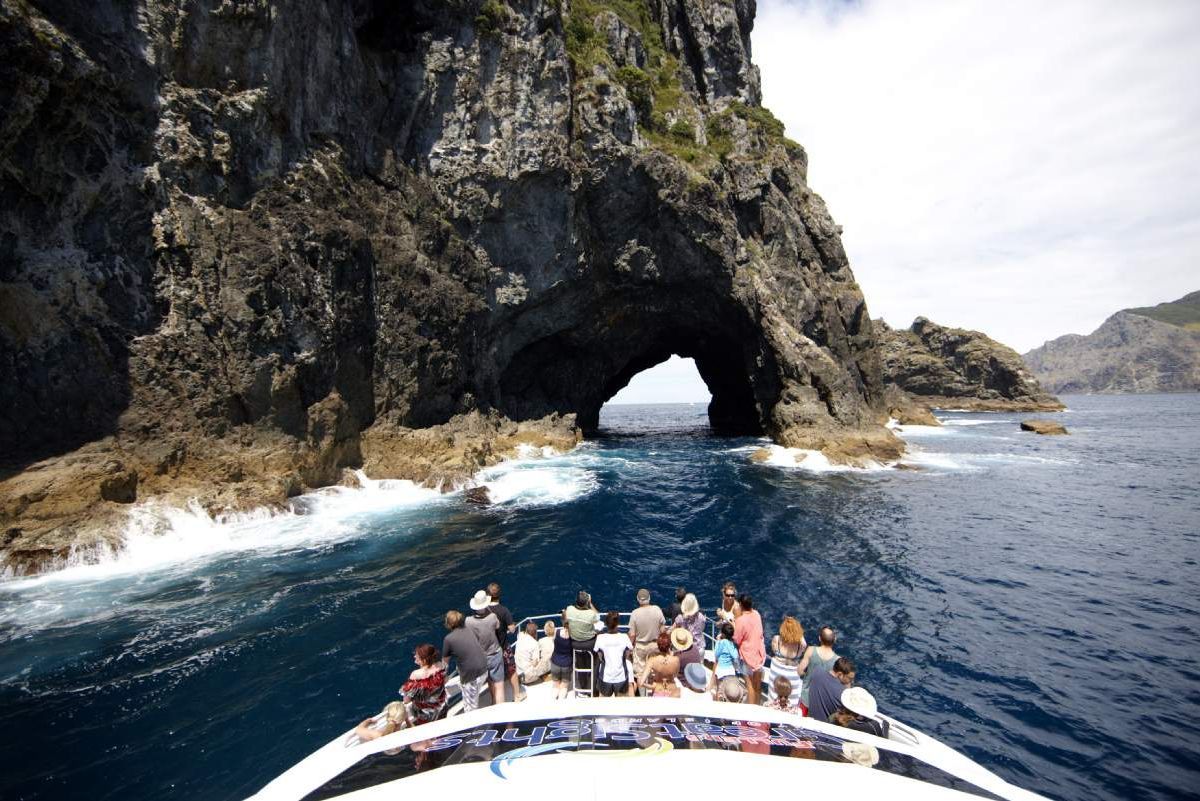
[551,628,573,666]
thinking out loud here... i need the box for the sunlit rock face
[1,0,900,571]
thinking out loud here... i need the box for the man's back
[629,604,664,643]
[465,612,501,655]
[489,603,514,648]
[443,627,486,681]
[807,669,845,722]
[565,605,598,641]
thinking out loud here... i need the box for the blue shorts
[486,651,504,682]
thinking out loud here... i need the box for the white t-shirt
[594,632,632,683]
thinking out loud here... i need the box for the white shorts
[460,674,487,712]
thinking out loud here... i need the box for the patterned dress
[401,667,447,724]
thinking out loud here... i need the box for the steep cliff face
[879,317,1062,411]
[1,0,898,572]
[1024,310,1200,394]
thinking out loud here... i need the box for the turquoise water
[1,394,1197,800]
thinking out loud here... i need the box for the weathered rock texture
[1020,419,1067,436]
[1,0,898,573]
[878,317,1063,412]
[1023,302,1200,394]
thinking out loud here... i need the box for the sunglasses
[724,593,736,598]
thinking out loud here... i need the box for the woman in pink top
[733,593,766,705]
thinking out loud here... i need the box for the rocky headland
[1023,292,1200,394]
[1,0,903,574]
[878,317,1064,414]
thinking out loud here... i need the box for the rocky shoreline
[1,411,579,576]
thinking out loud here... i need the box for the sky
[609,0,1200,406]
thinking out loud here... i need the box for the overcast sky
[610,0,1200,405]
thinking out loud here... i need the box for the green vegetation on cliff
[563,0,796,167]
[1125,290,1200,330]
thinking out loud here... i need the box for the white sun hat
[469,590,493,611]
[841,686,878,719]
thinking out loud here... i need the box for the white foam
[475,454,597,507]
[899,450,975,471]
[754,445,893,473]
[890,423,954,437]
[5,476,449,590]
[940,419,1007,427]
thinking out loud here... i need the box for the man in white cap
[466,589,506,704]
[628,588,665,684]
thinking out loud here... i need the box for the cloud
[753,0,1200,351]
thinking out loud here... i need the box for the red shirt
[733,609,766,670]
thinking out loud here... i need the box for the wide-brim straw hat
[469,590,493,611]
[719,675,746,702]
[841,686,878,719]
[680,593,699,616]
[670,627,693,651]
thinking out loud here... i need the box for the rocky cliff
[1023,305,1200,394]
[878,317,1063,412]
[0,0,900,573]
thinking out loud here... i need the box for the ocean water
[0,394,1198,801]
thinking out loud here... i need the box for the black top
[442,627,488,682]
[844,715,889,739]
[664,601,682,621]
[489,603,515,649]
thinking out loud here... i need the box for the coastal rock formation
[1,0,899,573]
[878,318,1063,412]
[1020,419,1067,435]
[1023,296,1200,394]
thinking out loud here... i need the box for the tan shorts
[633,641,658,678]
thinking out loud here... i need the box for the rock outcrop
[1020,419,1067,436]
[1,0,900,574]
[878,317,1063,412]
[1023,302,1200,394]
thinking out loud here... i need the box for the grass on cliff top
[1125,290,1200,330]
[563,0,798,170]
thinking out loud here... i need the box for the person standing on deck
[487,582,520,702]
[717,581,740,623]
[441,610,488,712]
[733,593,766,705]
[466,590,507,704]
[797,625,840,707]
[664,587,686,622]
[628,588,665,686]
[565,591,601,691]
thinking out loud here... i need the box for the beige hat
[841,741,880,767]
[636,588,650,603]
[469,589,493,611]
[841,686,878,719]
[680,593,699,616]
[670,627,693,651]
[719,675,746,702]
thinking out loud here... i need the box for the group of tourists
[354,581,886,744]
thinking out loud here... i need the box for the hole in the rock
[599,356,712,429]
[496,329,765,438]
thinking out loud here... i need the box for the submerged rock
[463,486,492,506]
[1020,419,1069,435]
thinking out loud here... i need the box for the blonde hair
[444,609,464,630]
[779,616,805,646]
[544,621,556,636]
[383,701,407,727]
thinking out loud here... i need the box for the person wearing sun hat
[465,589,506,704]
[671,593,707,666]
[831,686,889,739]
[670,625,702,671]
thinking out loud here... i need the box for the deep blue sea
[1,394,1198,801]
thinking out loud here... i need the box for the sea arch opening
[494,324,767,438]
